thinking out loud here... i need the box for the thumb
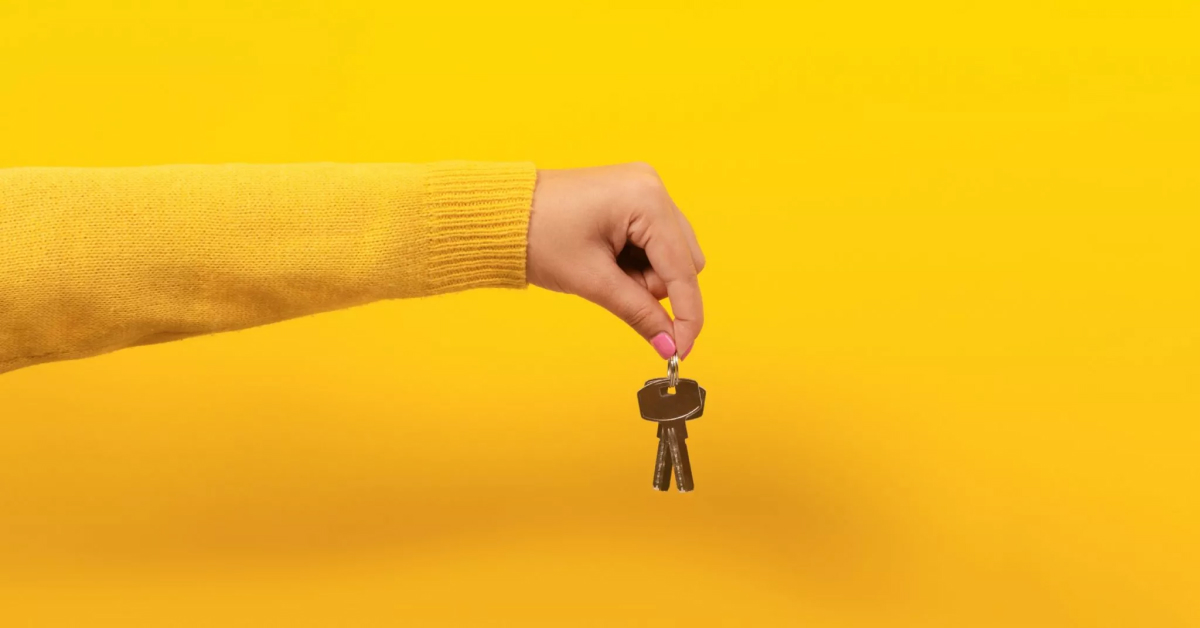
[582,264,678,359]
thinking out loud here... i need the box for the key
[652,428,672,491]
[663,419,693,492]
[641,364,704,491]
[643,359,707,491]
[652,421,691,490]
[638,355,706,493]
[645,377,706,491]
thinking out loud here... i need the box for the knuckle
[627,161,659,178]
[625,164,666,202]
[625,302,659,330]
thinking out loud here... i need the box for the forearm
[0,161,536,374]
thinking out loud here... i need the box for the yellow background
[2,1,1198,626]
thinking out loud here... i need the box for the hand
[527,163,705,360]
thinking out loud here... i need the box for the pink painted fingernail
[649,333,676,359]
[680,343,693,360]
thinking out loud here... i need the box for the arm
[1,161,704,374]
[0,161,535,373]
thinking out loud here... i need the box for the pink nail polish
[680,343,693,360]
[649,333,676,359]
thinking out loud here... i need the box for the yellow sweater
[0,161,538,374]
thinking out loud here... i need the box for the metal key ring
[666,353,680,388]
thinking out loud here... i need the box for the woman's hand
[527,163,705,360]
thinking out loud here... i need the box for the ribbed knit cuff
[424,161,537,294]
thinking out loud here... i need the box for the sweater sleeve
[0,161,537,374]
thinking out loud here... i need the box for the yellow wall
[1,2,1197,626]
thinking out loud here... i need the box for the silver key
[638,355,706,492]
[646,379,704,491]
[648,377,700,489]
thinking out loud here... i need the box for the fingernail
[649,333,676,360]
[680,343,693,360]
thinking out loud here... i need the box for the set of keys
[637,353,707,492]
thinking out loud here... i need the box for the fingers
[639,209,704,361]
[674,206,706,273]
[583,262,678,358]
[625,266,669,300]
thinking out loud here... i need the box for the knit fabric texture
[0,161,537,374]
